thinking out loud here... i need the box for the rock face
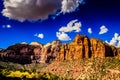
[57,34,115,61]
[116,48,120,59]
[0,44,36,64]
[0,34,120,64]
[40,40,61,63]
[0,40,61,64]
[57,34,91,61]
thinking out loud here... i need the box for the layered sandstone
[0,40,61,64]
[116,48,120,59]
[57,34,115,61]
[0,34,120,64]
[40,40,61,63]
[57,34,90,61]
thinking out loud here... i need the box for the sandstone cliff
[57,34,90,61]
[0,40,61,64]
[56,34,116,61]
[40,40,61,63]
[0,34,120,64]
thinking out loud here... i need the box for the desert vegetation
[0,68,73,80]
[0,35,120,79]
[0,61,73,80]
[44,57,120,79]
[0,57,120,79]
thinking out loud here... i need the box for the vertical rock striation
[0,34,120,64]
[57,34,116,61]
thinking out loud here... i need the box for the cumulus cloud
[2,25,12,28]
[2,0,84,21]
[106,33,120,48]
[56,32,71,41]
[59,19,82,32]
[2,0,61,21]
[34,33,44,39]
[99,25,108,34]
[56,19,82,41]
[61,0,83,13]
[88,28,92,34]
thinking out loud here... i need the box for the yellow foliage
[6,70,38,78]
[7,71,23,78]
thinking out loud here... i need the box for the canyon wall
[0,34,120,64]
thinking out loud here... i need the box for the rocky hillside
[0,34,120,64]
[43,58,120,79]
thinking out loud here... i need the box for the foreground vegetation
[0,57,120,79]
[0,61,73,80]
[44,57,120,79]
[0,68,73,80]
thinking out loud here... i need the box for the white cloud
[59,19,82,32]
[56,19,82,41]
[114,33,119,40]
[2,0,84,21]
[61,0,83,13]
[99,25,108,35]
[2,25,12,28]
[105,40,109,43]
[34,33,44,39]
[2,0,61,21]
[56,32,71,41]
[6,25,11,28]
[106,33,120,48]
[88,28,92,34]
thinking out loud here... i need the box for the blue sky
[0,0,120,48]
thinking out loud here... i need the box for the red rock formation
[57,34,91,61]
[40,40,61,63]
[0,34,120,64]
[90,38,106,58]
[116,48,120,59]
[117,48,120,56]
[57,34,115,61]
[20,47,29,55]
